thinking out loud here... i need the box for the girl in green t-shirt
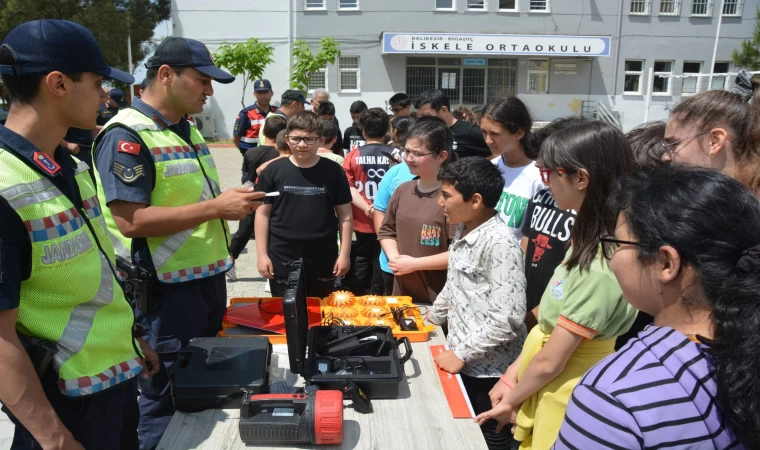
[475,120,639,450]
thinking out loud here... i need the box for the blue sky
[132,20,171,83]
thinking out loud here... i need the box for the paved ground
[0,145,265,447]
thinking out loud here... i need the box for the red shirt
[343,144,393,234]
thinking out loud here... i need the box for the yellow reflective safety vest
[93,108,232,283]
[0,149,142,397]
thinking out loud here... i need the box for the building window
[691,0,712,16]
[681,61,702,95]
[308,67,327,91]
[436,0,456,10]
[631,0,650,15]
[405,57,516,105]
[406,58,437,101]
[463,67,486,104]
[339,0,360,9]
[305,0,326,9]
[711,62,731,90]
[653,60,673,94]
[488,59,517,98]
[659,0,681,15]
[624,60,644,94]
[722,0,743,15]
[528,59,549,94]
[339,56,360,92]
[467,0,486,9]
[530,0,550,12]
[499,0,517,10]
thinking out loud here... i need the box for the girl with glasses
[475,120,638,449]
[481,96,544,241]
[554,165,754,449]
[663,70,760,196]
[377,116,457,303]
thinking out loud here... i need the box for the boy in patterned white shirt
[428,157,527,449]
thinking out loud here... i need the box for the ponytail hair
[406,116,457,164]
[389,115,415,148]
[482,96,536,159]
[671,73,760,195]
[608,165,760,446]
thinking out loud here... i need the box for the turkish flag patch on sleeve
[117,140,141,155]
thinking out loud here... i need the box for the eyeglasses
[599,235,648,260]
[536,165,569,185]
[286,135,319,146]
[390,106,406,113]
[661,130,710,156]
[401,149,434,160]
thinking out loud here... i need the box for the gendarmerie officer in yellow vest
[91,37,264,449]
[0,19,160,450]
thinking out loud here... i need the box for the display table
[156,327,487,450]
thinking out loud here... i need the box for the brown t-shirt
[378,180,455,303]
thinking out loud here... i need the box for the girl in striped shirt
[554,166,755,449]
[475,120,639,449]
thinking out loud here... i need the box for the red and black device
[239,391,343,445]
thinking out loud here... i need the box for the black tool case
[172,336,271,411]
[282,261,412,399]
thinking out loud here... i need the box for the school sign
[382,32,611,57]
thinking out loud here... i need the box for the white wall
[172,0,291,139]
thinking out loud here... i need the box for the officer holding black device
[91,36,265,449]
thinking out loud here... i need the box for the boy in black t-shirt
[413,89,491,159]
[343,100,368,153]
[255,111,353,297]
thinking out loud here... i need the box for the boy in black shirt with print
[255,111,353,297]
[343,100,368,153]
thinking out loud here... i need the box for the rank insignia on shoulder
[33,152,61,175]
[114,162,144,184]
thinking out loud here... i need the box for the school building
[172,0,756,137]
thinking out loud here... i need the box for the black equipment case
[172,336,271,411]
[282,260,412,399]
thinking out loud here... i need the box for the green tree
[289,37,341,94]
[213,38,275,108]
[0,0,170,76]
[733,7,760,70]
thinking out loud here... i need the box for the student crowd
[234,69,760,450]
[2,17,760,450]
